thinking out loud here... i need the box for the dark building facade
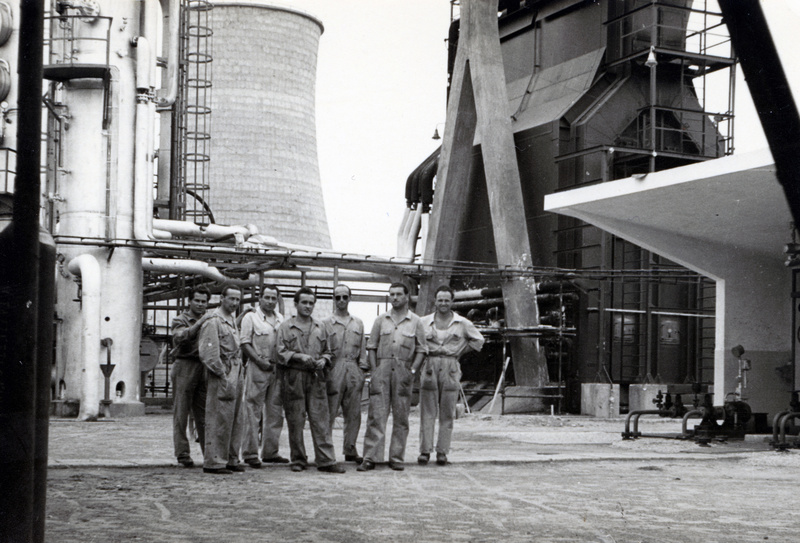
[412,0,734,412]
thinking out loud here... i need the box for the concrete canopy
[544,148,795,418]
[544,148,789,277]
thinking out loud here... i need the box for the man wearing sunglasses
[325,285,368,464]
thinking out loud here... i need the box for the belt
[427,355,458,362]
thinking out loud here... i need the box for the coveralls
[199,308,243,470]
[236,307,285,463]
[362,311,427,464]
[276,317,338,468]
[325,313,367,458]
[420,312,485,456]
[171,310,207,463]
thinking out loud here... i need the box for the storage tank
[210,1,331,248]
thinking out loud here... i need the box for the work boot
[226,464,246,472]
[417,453,429,465]
[436,453,448,466]
[388,462,405,471]
[356,460,375,472]
[318,464,346,474]
[263,455,290,464]
[290,464,306,472]
[178,458,194,468]
[203,467,232,475]
[245,458,262,469]
[345,454,363,464]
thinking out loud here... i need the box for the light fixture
[432,128,441,140]
[645,45,658,68]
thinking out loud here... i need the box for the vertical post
[0,1,45,542]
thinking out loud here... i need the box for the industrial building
[0,0,795,426]
[3,0,800,540]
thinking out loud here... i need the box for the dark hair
[434,285,455,299]
[221,285,242,298]
[294,286,316,303]
[333,284,351,296]
[260,284,280,297]
[190,285,211,301]
[388,282,409,295]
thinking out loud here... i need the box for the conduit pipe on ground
[778,412,800,447]
[142,257,391,284]
[67,254,102,421]
[681,409,704,437]
[156,0,180,109]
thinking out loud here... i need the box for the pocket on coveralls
[217,366,238,401]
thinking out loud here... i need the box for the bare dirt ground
[45,410,800,543]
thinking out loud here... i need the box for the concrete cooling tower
[210,1,331,248]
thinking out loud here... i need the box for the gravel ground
[44,410,800,542]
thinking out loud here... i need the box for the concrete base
[51,400,146,418]
[581,383,620,418]
[479,386,559,414]
[51,400,80,418]
[628,384,661,412]
[107,401,146,417]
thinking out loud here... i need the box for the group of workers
[170,281,484,475]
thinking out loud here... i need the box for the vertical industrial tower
[206,2,331,248]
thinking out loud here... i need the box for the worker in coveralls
[170,285,211,468]
[236,284,289,468]
[419,285,484,466]
[325,284,368,464]
[358,282,427,471]
[199,285,245,474]
[276,287,346,473]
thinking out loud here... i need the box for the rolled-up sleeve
[464,320,485,354]
[239,313,254,345]
[414,319,428,355]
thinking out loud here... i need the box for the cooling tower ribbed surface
[209,2,331,248]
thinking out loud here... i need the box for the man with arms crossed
[358,282,427,471]
[236,285,289,468]
[419,285,484,466]
[325,284,368,464]
[170,285,211,468]
[276,287,345,474]
[199,286,245,474]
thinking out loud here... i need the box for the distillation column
[48,0,160,418]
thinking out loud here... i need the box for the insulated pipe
[142,257,391,284]
[67,255,102,421]
[143,257,258,286]
[153,219,259,241]
[132,35,157,241]
[156,0,180,109]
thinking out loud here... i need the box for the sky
[275,0,800,260]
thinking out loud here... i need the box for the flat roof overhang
[543,148,791,279]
